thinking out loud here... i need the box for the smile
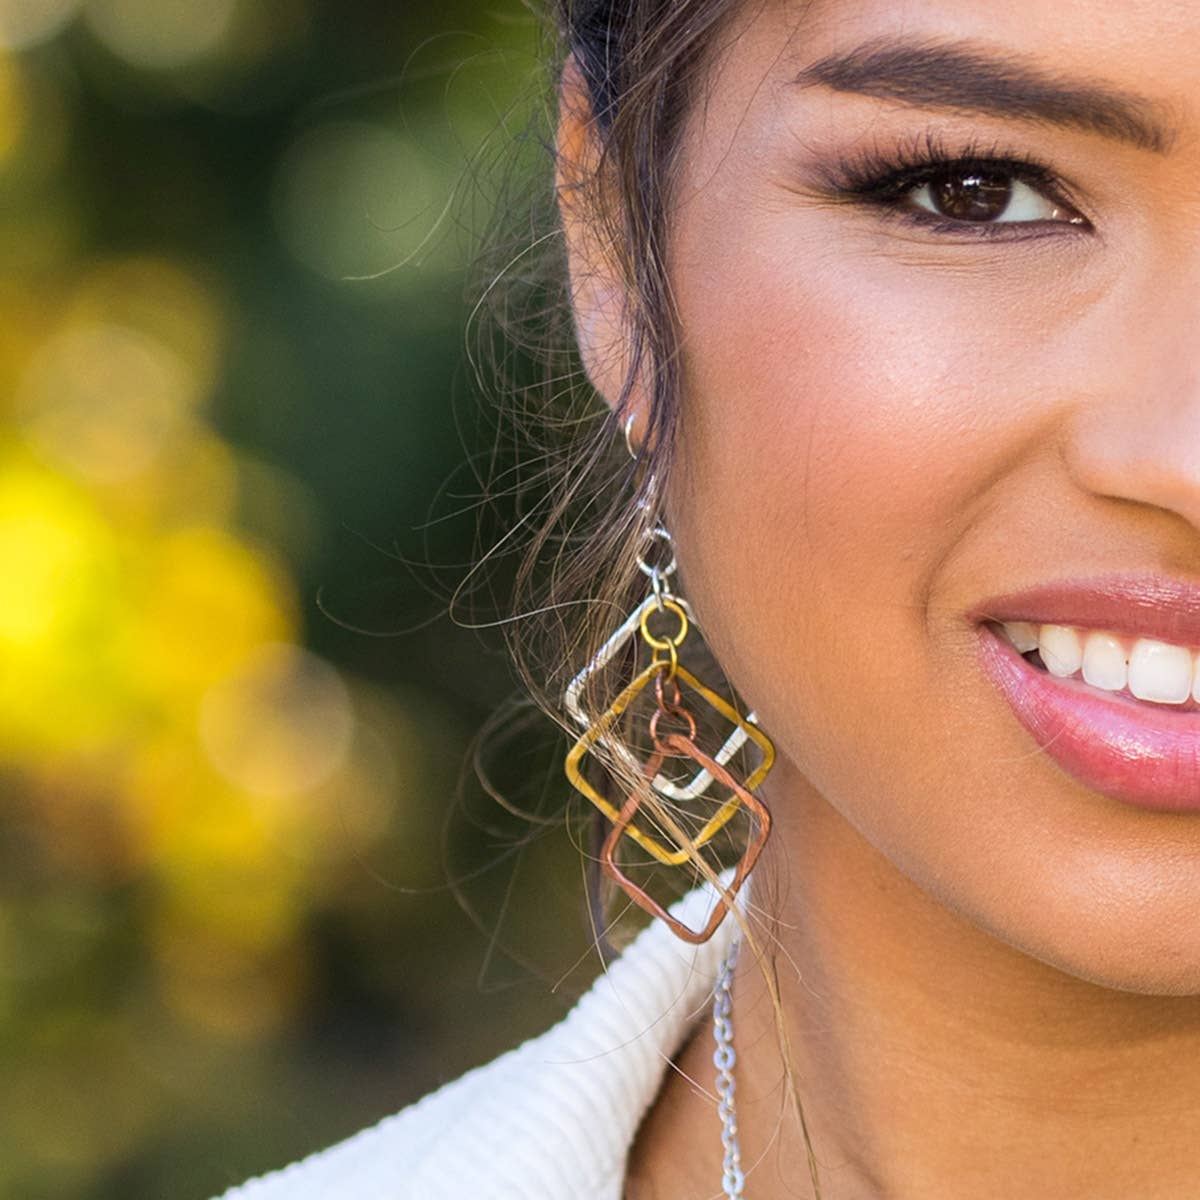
[972,576,1200,813]
[995,620,1200,710]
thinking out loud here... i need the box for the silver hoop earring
[623,410,639,460]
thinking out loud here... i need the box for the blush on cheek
[676,254,1008,607]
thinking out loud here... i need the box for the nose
[1060,276,1200,537]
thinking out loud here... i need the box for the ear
[556,56,645,426]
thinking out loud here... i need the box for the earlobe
[556,56,643,419]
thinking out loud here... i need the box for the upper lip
[969,574,1200,649]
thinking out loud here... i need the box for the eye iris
[930,168,1013,221]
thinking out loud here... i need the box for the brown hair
[466,0,746,911]
[474,0,752,812]
[471,3,825,1191]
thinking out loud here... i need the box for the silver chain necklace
[712,937,745,1199]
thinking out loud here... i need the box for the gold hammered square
[564,663,774,866]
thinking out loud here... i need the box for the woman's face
[652,0,1200,993]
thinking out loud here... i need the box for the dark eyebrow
[793,38,1177,154]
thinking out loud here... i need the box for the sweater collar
[411,878,742,1198]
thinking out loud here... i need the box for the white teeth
[1081,632,1128,692]
[1000,620,1200,706]
[1003,621,1039,652]
[1039,624,1083,677]
[1128,639,1194,705]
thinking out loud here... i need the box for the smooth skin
[560,0,1200,1196]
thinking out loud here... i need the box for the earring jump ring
[648,700,698,746]
[639,597,689,653]
[635,525,677,582]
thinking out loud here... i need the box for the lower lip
[976,624,1200,813]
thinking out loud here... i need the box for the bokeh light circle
[16,322,199,484]
[0,0,82,51]
[84,0,239,70]
[199,642,354,797]
[272,120,452,283]
[66,257,225,397]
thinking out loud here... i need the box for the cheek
[669,243,984,754]
[674,243,1009,659]
[664,216,1114,969]
[671,235,1059,622]
[664,208,1200,992]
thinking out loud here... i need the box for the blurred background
[0,3,595,1197]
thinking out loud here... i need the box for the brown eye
[905,167,1080,225]
[928,167,1012,220]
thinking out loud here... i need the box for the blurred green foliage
[0,3,595,1197]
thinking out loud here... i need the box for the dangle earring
[562,414,776,944]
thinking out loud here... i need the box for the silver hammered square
[563,593,760,802]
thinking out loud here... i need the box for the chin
[988,891,1200,998]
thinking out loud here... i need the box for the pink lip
[968,575,1200,648]
[977,625,1200,813]
[971,576,1200,813]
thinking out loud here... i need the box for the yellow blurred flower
[0,453,130,755]
[127,524,297,714]
[17,322,198,485]
[64,256,225,403]
[199,642,354,799]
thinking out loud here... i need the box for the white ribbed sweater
[212,882,737,1200]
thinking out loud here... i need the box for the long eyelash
[816,130,1088,232]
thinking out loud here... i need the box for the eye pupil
[930,168,1013,221]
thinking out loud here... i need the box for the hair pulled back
[482,0,743,746]
[471,5,827,1191]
